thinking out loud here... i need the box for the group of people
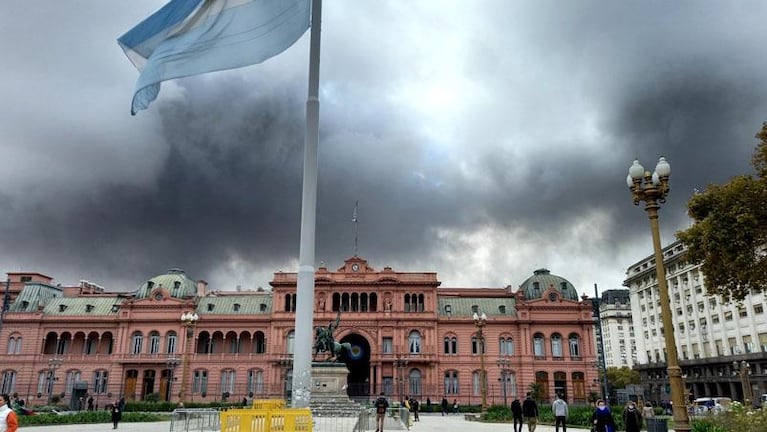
[510,392,541,432]
[439,397,459,415]
[373,393,422,432]
[508,393,648,432]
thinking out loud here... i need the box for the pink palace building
[0,257,598,408]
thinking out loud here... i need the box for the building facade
[0,258,598,408]
[598,290,637,369]
[625,241,767,403]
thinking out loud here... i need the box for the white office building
[625,240,767,403]
[598,290,637,369]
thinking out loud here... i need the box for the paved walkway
[18,414,676,432]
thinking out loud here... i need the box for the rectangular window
[712,314,720,324]
[724,311,733,321]
[221,370,235,394]
[755,304,764,315]
[247,370,264,395]
[0,371,16,394]
[382,337,393,354]
[93,370,108,394]
[167,334,177,354]
[193,370,208,394]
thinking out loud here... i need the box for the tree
[676,122,767,303]
[605,367,641,390]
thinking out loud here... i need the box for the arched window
[247,369,264,395]
[131,331,143,354]
[332,293,340,311]
[404,294,411,312]
[408,331,421,354]
[221,369,236,395]
[0,370,16,394]
[444,370,459,395]
[409,369,422,396]
[500,337,514,356]
[341,293,350,311]
[551,333,563,358]
[500,371,517,399]
[418,294,425,312]
[569,334,581,358]
[535,371,549,400]
[443,336,458,354]
[360,293,368,312]
[254,331,266,354]
[286,331,295,354]
[351,293,359,312]
[572,372,585,400]
[369,292,378,312]
[533,333,545,357]
[149,331,161,354]
[285,293,291,312]
[166,332,178,354]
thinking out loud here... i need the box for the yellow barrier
[220,408,312,432]
[251,399,286,410]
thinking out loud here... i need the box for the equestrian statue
[313,310,351,362]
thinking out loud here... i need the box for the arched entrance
[338,333,371,398]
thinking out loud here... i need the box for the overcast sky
[1,1,766,296]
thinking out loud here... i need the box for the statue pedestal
[310,362,363,417]
[311,362,351,402]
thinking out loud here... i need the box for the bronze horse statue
[313,311,352,362]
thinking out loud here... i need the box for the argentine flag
[118,0,310,115]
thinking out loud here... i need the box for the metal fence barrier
[171,408,221,432]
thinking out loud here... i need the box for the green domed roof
[135,268,197,299]
[518,268,579,301]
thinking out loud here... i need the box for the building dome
[134,268,197,299]
[518,268,579,301]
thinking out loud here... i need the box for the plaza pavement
[17,413,677,432]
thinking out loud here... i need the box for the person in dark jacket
[440,397,448,416]
[511,396,523,432]
[522,392,539,432]
[622,401,642,432]
[591,399,616,432]
[110,399,122,429]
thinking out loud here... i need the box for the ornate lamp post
[733,360,752,406]
[178,311,199,402]
[627,157,690,432]
[497,358,512,407]
[165,356,181,402]
[394,356,409,401]
[473,312,488,412]
[46,357,62,405]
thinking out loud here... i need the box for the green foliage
[144,392,161,402]
[677,122,767,303]
[690,405,767,432]
[19,411,167,426]
[606,367,641,390]
[483,404,512,422]
[124,400,241,412]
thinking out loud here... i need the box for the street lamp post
[178,311,199,402]
[627,157,690,432]
[394,356,409,401]
[166,356,181,403]
[473,312,488,413]
[46,357,62,406]
[497,358,512,407]
[734,360,752,407]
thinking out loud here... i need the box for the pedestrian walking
[552,393,568,432]
[0,394,19,432]
[522,392,539,432]
[452,399,458,414]
[591,399,616,432]
[511,396,523,432]
[440,397,448,416]
[111,399,122,429]
[374,392,389,432]
[622,401,642,432]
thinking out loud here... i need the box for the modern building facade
[625,241,767,404]
[0,258,598,408]
[598,290,637,369]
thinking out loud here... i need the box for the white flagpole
[292,0,322,408]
